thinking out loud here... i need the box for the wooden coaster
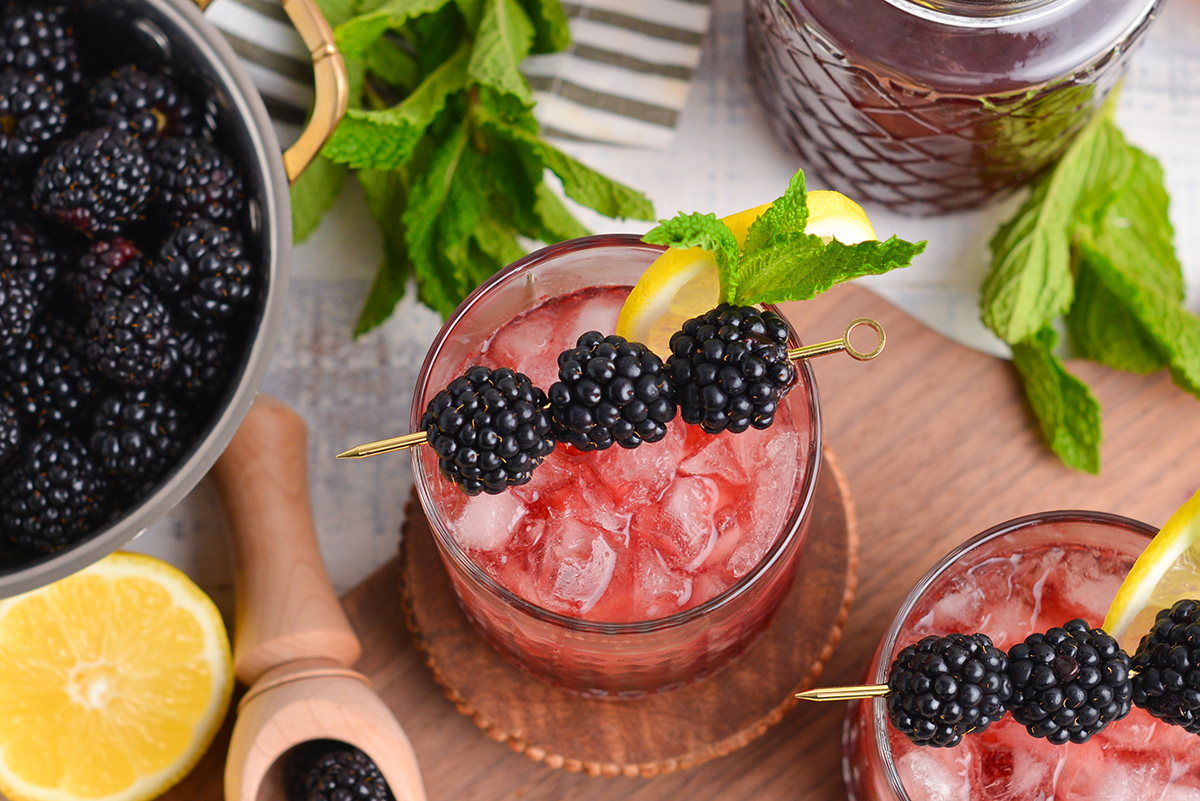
[398,447,858,777]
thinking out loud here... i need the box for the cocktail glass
[844,510,1200,801]
[409,234,822,698]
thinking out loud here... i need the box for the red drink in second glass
[845,512,1200,801]
[411,236,821,697]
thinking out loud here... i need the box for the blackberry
[85,288,178,387]
[168,325,233,401]
[1007,619,1133,744]
[420,366,555,495]
[0,269,38,357]
[1130,599,1200,733]
[89,387,188,488]
[84,65,199,141]
[666,304,797,434]
[69,237,144,303]
[284,741,395,801]
[0,216,66,296]
[0,429,108,554]
[0,5,81,98]
[887,633,1013,747]
[0,69,67,168]
[150,218,253,324]
[33,127,152,237]
[547,331,675,451]
[148,136,243,225]
[3,315,98,430]
[0,396,20,464]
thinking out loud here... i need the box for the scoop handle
[212,394,362,685]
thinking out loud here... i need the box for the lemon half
[0,552,234,801]
[1103,487,1200,653]
[617,192,877,357]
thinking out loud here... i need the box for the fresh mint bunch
[293,0,654,334]
[643,170,926,306]
[981,94,1197,474]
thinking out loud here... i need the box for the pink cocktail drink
[411,236,821,697]
[845,512,1200,801]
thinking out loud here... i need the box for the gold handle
[195,0,349,183]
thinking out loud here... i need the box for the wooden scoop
[214,395,426,801]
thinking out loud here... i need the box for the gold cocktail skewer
[796,683,891,701]
[337,317,886,461]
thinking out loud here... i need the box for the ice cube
[482,310,560,389]
[914,582,986,637]
[634,475,720,570]
[593,428,685,509]
[563,291,624,344]
[539,465,633,546]
[678,436,751,486]
[633,544,693,620]
[894,745,976,801]
[450,490,528,552]
[1162,783,1200,801]
[532,518,617,616]
[1056,547,1124,622]
[1059,751,1171,801]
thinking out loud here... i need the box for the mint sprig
[981,92,1198,473]
[297,0,654,335]
[643,169,926,307]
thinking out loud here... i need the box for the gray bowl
[0,0,312,596]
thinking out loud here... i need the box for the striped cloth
[204,0,712,149]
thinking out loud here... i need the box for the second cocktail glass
[410,235,822,698]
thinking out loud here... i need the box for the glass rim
[410,233,824,635]
[882,0,1084,27]
[867,509,1158,801]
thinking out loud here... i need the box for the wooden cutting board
[166,284,1200,801]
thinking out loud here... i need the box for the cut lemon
[0,552,234,801]
[1103,487,1200,653]
[617,192,877,356]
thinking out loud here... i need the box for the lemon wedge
[1103,487,1200,652]
[617,192,877,357]
[0,552,234,801]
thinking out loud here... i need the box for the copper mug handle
[195,0,349,184]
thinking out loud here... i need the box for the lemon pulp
[0,552,233,801]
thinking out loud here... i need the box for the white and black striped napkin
[204,0,712,149]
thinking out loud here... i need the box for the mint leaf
[1066,261,1164,375]
[354,169,411,336]
[643,213,739,300]
[334,0,452,57]
[482,115,653,220]
[468,0,536,107]
[364,36,419,92]
[742,170,809,255]
[454,0,486,31]
[528,183,591,242]
[981,109,1133,344]
[291,154,348,243]
[315,0,361,27]
[1079,235,1200,397]
[1011,327,1102,475]
[517,0,571,53]
[734,235,926,306]
[403,122,473,317]
[324,43,470,170]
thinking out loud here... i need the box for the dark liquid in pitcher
[746,0,1162,214]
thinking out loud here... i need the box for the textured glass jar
[746,0,1164,214]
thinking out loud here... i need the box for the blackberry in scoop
[85,287,179,387]
[666,303,796,434]
[89,387,189,489]
[1007,619,1133,744]
[0,4,81,98]
[84,64,199,141]
[148,135,244,225]
[149,217,254,325]
[0,68,67,168]
[420,366,555,496]
[1131,598,1200,733]
[284,741,395,801]
[887,633,1013,747]
[548,331,675,451]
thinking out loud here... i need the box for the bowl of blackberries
[0,0,344,595]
